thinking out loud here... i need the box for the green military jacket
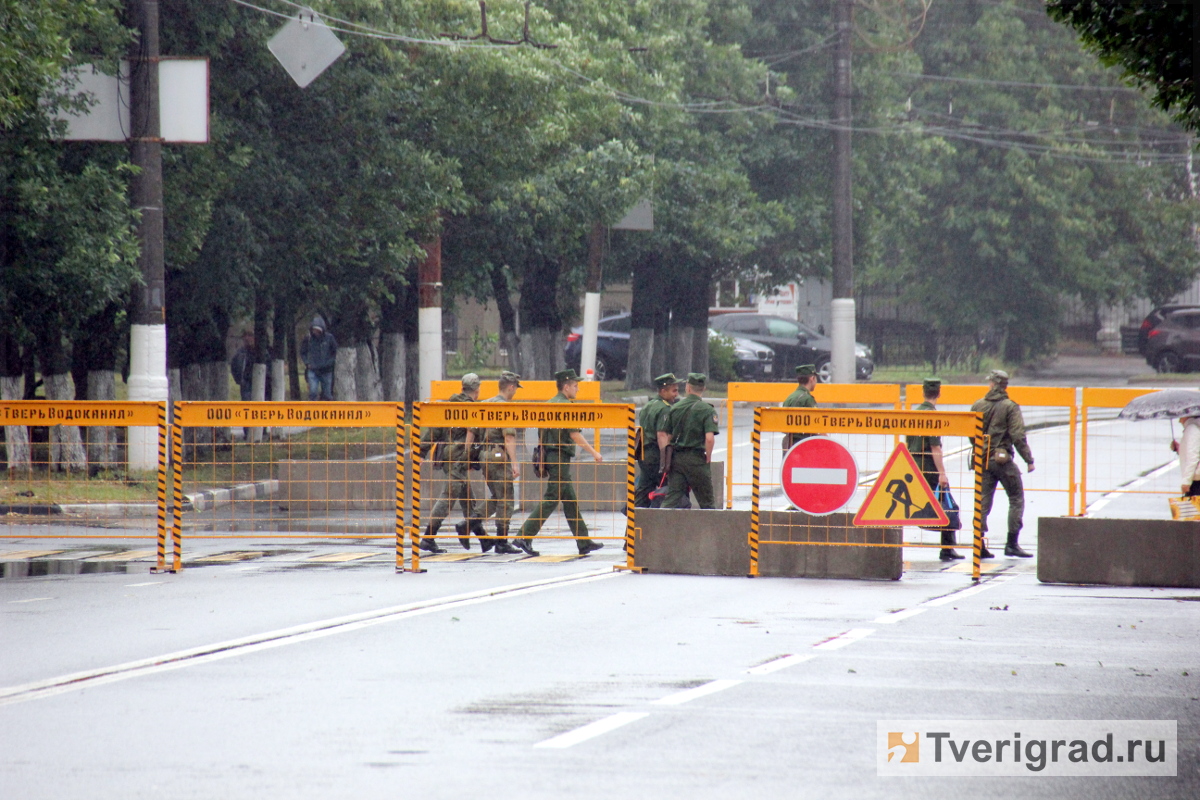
[906,400,942,475]
[663,393,719,452]
[478,394,516,446]
[638,396,673,462]
[538,392,579,456]
[782,385,817,408]
[421,391,474,461]
[971,387,1034,464]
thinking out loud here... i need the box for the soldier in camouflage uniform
[517,369,604,556]
[971,369,1035,558]
[658,373,720,509]
[906,378,962,561]
[466,371,524,555]
[420,373,484,554]
[634,373,680,508]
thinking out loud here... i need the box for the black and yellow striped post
[152,402,170,573]
[169,413,184,572]
[749,407,763,577]
[408,403,425,573]
[623,404,639,570]
[395,407,406,573]
[971,415,986,582]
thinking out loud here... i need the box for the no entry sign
[780,436,859,515]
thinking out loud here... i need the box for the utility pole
[830,0,856,384]
[418,235,443,399]
[127,0,169,470]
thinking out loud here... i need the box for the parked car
[563,313,774,381]
[1138,305,1200,373]
[708,312,874,381]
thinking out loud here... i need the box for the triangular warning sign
[853,443,949,527]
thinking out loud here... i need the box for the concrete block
[633,509,751,576]
[1038,516,1200,588]
[758,511,902,580]
[632,508,900,580]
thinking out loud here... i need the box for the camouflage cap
[461,373,481,390]
[499,371,523,388]
[687,372,707,386]
[554,368,580,382]
[987,369,1010,383]
[653,372,678,388]
[922,377,942,393]
[796,364,817,378]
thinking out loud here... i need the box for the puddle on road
[0,549,305,580]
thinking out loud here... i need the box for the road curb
[187,479,280,512]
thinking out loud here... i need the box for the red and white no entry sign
[780,436,859,515]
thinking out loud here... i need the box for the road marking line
[0,551,64,560]
[124,582,164,587]
[745,654,814,675]
[421,553,483,562]
[193,551,263,563]
[306,552,377,562]
[88,550,155,561]
[652,679,743,706]
[1086,460,1176,515]
[813,628,875,650]
[533,712,650,749]
[7,597,52,604]
[872,608,926,624]
[922,574,1016,607]
[524,555,584,563]
[0,568,620,708]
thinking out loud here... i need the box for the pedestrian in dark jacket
[300,316,337,401]
[230,331,255,401]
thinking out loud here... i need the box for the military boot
[1004,534,1032,558]
[419,521,445,554]
[492,522,521,555]
[471,519,494,552]
[454,520,471,550]
[513,537,540,557]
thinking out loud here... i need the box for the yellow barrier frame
[1078,387,1158,515]
[413,401,638,572]
[906,384,1079,516]
[724,383,901,508]
[749,407,987,581]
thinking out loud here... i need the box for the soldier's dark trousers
[663,449,714,509]
[980,460,1024,539]
[634,458,661,508]
[519,452,597,552]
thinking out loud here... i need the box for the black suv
[1139,305,1200,373]
[708,313,874,381]
[563,313,775,381]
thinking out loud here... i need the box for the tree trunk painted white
[354,341,382,402]
[334,346,358,402]
[43,372,86,472]
[249,363,267,443]
[1,375,31,472]
[625,328,654,390]
[86,370,118,471]
[270,360,286,401]
[670,325,695,378]
[379,332,405,402]
[650,328,667,380]
[126,323,168,471]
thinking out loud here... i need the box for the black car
[708,312,874,381]
[1138,305,1200,373]
[563,313,775,381]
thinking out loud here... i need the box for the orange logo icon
[887,732,920,763]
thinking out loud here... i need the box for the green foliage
[449,330,500,372]
[1048,0,1198,132]
[708,332,740,383]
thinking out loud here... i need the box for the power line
[895,72,1141,93]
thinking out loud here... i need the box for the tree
[1047,0,1198,132]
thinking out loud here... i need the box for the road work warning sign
[853,443,948,527]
